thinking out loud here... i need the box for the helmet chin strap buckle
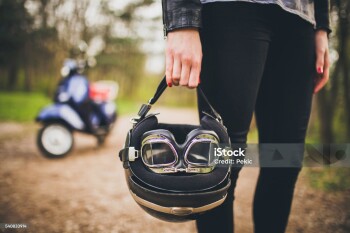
[128,147,139,161]
[138,103,152,118]
[119,147,139,169]
[130,103,152,125]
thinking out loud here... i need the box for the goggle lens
[186,141,218,166]
[141,142,176,166]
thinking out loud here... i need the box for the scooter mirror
[87,57,97,68]
[78,41,88,53]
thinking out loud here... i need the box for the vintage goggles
[140,130,219,174]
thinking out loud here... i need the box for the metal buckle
[186,167,201,173]
[128,147,139,161]
[161,167,200,173]
[138,103,152,118]
[130,117,140,124]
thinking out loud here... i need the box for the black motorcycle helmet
[119,77,232,222]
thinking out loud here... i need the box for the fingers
[165,53,173,87]
[188,58,201,88]
[165,29,202,88]
[180,57,191,86]
[168,55,201,88]
[314,50,330,93]
[172,55,181,86]
[166,54,201,88]
[313,29,330,94]
[315,46,325,74]
[314,67,329,93]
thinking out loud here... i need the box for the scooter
[36,59,118,158]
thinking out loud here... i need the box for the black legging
[197,2,315,233]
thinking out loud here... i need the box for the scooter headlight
[60,66,70,77]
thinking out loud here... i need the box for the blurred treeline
[0,0,160,98]
[316,0,350,143]
[0,0,349,143]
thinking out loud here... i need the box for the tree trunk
[317,49,341,144]
[24,66,32,92]
[7,62,18,90]
[318,91,334,143]
[338,2,350,140]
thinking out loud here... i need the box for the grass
[306,167,350,192]
[116,98,139,115]
[0,92,51,122]
[0,92,143,122]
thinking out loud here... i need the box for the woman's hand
[166,29,202,88]
[314,30,330,93]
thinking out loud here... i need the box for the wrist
[315,29,330,41]
[315,27,332,37]
[168,28,199,35]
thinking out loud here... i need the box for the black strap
[149,77,168,105]
[197,87,222,122]
[118,148,128,168]
[137,76,222,122]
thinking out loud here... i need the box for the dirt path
[0,108,349,233]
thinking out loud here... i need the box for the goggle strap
[150,166,214,174]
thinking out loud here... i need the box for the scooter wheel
[37,123,74,158]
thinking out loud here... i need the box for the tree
[317,0,350,142]
[0,0,159,96]
[0,0,32,90]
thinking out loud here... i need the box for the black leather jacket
[162,0,331,35]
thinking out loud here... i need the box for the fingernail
[167,82,172,87]
[317,67,323,74]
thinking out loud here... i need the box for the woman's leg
[253,9,315,233]
[197,2,273,232]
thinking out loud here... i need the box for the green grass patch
[0,92,51,122]
[306,167,350,192]
[116,98,140,115]
[0,92,142,122]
